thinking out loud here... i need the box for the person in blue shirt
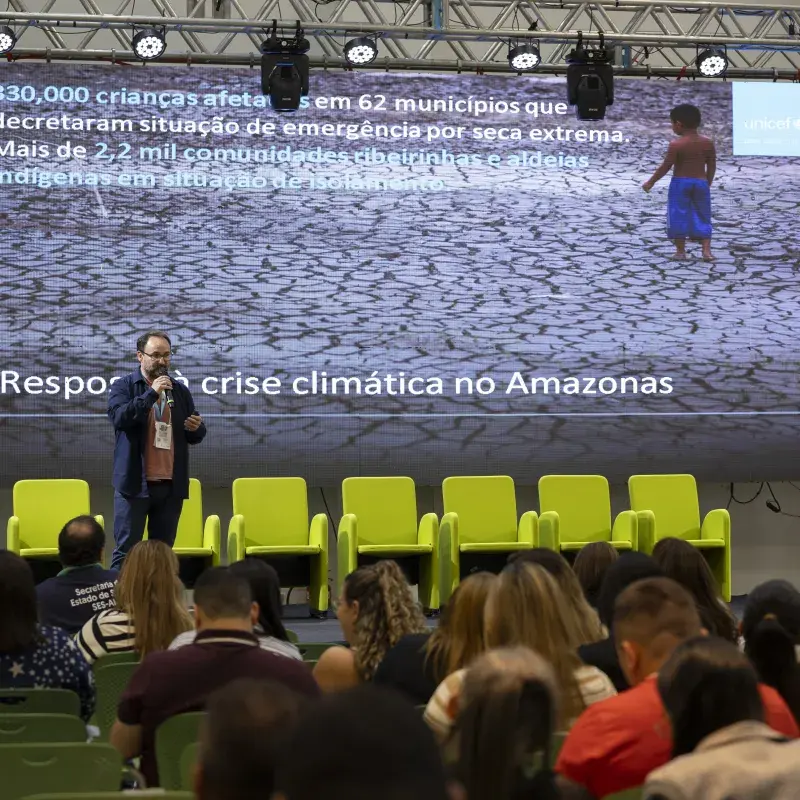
[0,550,95,721]
[107,330,206,570]
[36,515,119,635]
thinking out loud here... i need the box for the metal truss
[1,0,799,77]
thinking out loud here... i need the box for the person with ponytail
[313,560,428,692]
[450,647,591,800]
[742,579,800,725]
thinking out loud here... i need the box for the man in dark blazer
[108,331,206,570]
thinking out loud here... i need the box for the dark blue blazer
[108,369,206,498]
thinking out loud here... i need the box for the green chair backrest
[180,741,199,791]
[174,478,204,548]
[93,662,139,741]
[297,642,337,661]
[342,477,418,546]
[442,476,518,544]
[0,742,122,800]
[156,712,206,791]
[23,794,194,800]
[285,628,299,644]
[0,690,80,718]
[538,475,613,544]
[91,651,139,674]
[0,714,87,744]
[232,477,310,548]
[628,474,701,539]
[13,480,91,550]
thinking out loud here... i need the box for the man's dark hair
[275,685,449,800]
[193,567,253,620]
[198,678,304,800]
[58,515,106,568]
[670,103,702,129]
[614,577,702,659]
[596,552,664,628]
[0,551,39,651]
[136,330,171,353]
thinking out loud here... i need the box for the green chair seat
[7,480,104,561]
[228,478,329,615]
[156,712,206,791]
[0,715,87,744]
[440,476,537,602]
[629,474,731,601]
[0,690,80,718]
[0,742,122,800]
[245,544,321,556]
[459,541,533,553]
[558,540,633,552]
[357,544,432,555]
[338,477,440,611]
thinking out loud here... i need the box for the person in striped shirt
[76,539,192,664]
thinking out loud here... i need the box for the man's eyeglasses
[139,350,172,361]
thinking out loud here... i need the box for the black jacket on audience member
[373,632,438,705]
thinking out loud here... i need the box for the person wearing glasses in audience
[107,331,206,570]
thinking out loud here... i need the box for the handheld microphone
[157,366,174,407]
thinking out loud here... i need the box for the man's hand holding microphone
[152,371,203,432]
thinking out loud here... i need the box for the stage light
[565,36,614,120]
[0,26,16,55]
[696,47,728,77]
[132,28,167,61]
[344,37,378,66]
[509,44,541,72]
[261,22,311,112]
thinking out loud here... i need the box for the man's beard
[143,363,167,380]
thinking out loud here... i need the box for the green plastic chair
[156,712,206,791]
[0,714,87,744]
[180,741,199,791]
[297,642,337,661]
[628,474,731,601]
[538,475,638,555]
[0,742,122,800]
[93,662,139,742]
[7,480,104,562]
[440,476,537,601]
[285,628,299,644]
[91,651,139,674]
[0,690,80,718]
[228,478,329,615]
[549,732,567,767]
[23,794,193,800]
[145,478,220,568]
[338,477,440,611]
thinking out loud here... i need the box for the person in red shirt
[556,577,798,799]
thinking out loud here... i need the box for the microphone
[156,366,174,407]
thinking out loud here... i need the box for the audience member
[76,539,192,663]
[274,685,451,800]
[111,566,319,786]
[194,678,306,800]
[572,541,619,610]
[556,578,798,799]
[450,647,592,800]
[314,560,428,692]
[425,561,615,740]
[36,515,119,634]
[578,552,664,691]
[645,636,800,800]
[509,549,605,647]
[0,551,95,721]
[374,572,495,704]
[171,558,301,661]
[742,579,800,724]
[652,537,737,642]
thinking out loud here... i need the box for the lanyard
[154,393,168,422]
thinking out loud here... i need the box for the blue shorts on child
[667,177,712,239]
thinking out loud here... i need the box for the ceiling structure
[1,0,799,77]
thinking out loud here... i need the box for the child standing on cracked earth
[643,103,717,262]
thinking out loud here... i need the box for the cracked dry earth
[0,65,798,485]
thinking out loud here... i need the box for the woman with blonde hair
[313,559,428,692]
[451,647,592,800]
[374,571,496,704]
[510,548,605,647]
[425,561,616,740]
[76,540,192,663]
